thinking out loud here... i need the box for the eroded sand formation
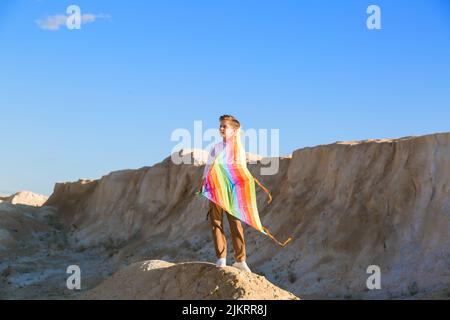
[1,132,449,299]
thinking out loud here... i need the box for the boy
[201,115,252,272]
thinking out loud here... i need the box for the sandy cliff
[41,132,450,299]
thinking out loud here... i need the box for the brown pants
[208,201,246,262]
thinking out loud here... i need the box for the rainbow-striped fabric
[199,129,292,246]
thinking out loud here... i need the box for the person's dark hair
[219,114,241,129]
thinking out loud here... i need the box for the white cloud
[35,13,111,31]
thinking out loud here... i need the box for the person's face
[219,120,236,140]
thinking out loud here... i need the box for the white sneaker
[215,258,226,267]
[232,261,251,273]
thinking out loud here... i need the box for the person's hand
[195,180,204,195]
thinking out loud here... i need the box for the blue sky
[1,0,449,196]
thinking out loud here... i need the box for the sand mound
[82,260,299,300]
[0,191,48,207]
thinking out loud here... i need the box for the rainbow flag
[199,129,292,247]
